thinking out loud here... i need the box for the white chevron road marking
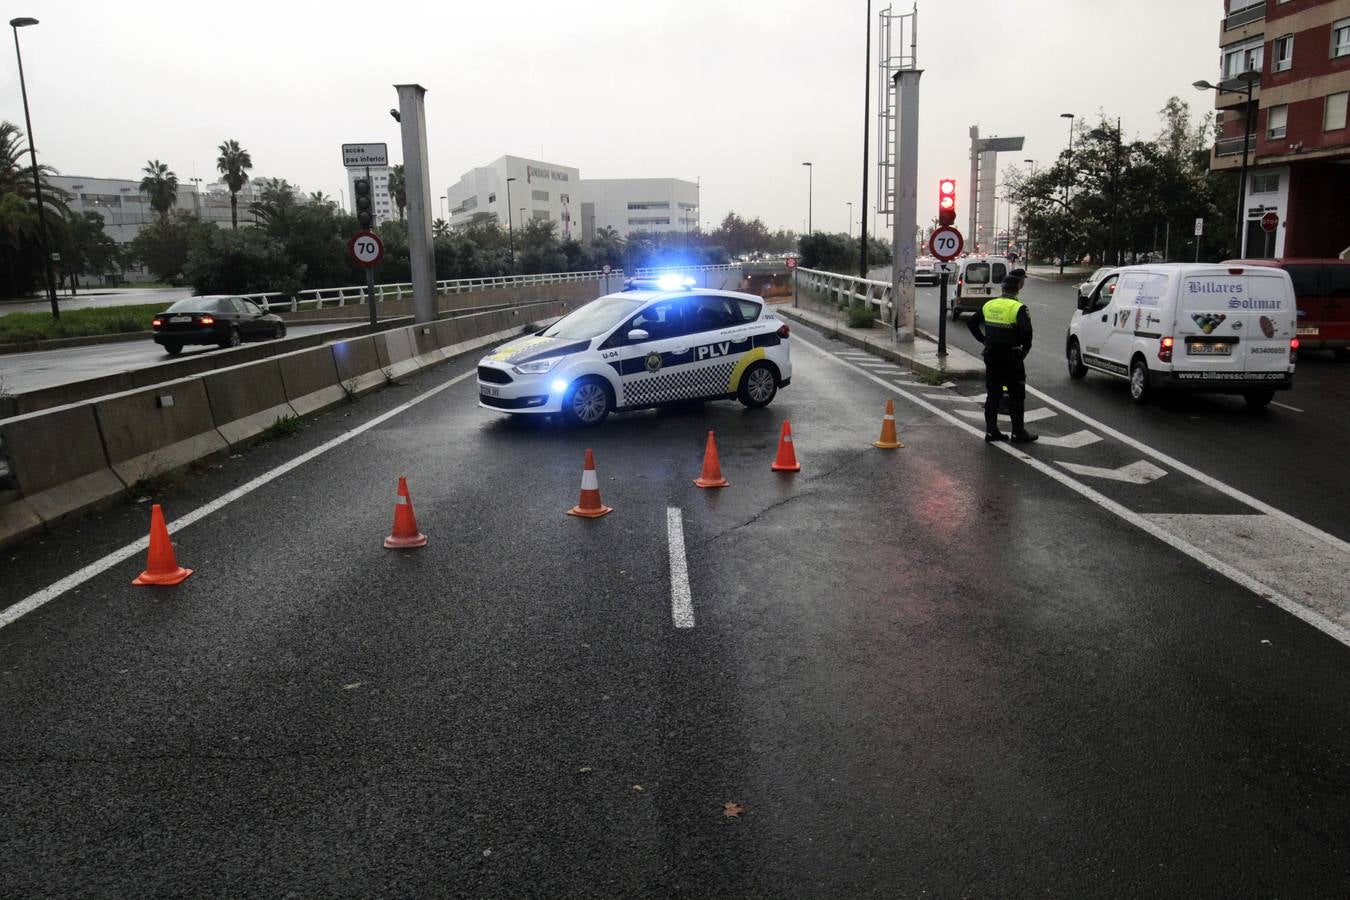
[1036,430,1102,449]
[956,407,1057,423]
[1058,460,1168,484]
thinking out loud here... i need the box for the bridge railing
[795,267,894,318]
[245,269,620,313]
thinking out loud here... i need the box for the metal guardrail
[1215,136,1251,157]
[795,267,895,317]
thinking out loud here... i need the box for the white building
[345,165,396,226]
[445,155,581,238]
[578,178,699,240]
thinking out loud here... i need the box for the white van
[1065,263,1297,408]
[950,256,1011,319]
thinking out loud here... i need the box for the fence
[794,267,895,319]
[242,269,621,313]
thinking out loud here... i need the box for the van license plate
[1187,343,1231,356]
[480,386,500,398]
[1296,326,1318,335]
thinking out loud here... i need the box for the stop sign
[1261,211,1279,233]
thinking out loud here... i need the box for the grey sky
[2,0,1221,235]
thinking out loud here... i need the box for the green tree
[184,226,301,295]
[0,121,71,298]
[63,211,122,290]
[139,160,179,222]
[388,164,407,222]
[129,213,214,283]
[216,139,252,230]
[433,217,450,240]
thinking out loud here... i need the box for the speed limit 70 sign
[929,226,964,262]
[348,231,384,268]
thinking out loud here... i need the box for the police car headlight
[512,356,564,375]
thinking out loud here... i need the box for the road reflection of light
[905,455,979,540]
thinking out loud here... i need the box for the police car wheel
[562,377,611,426]
[738,362,778,408]
[1128,358,1150,404]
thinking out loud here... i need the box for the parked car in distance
[152,295,287,356]
[915,256,939,285]
[1077,267,1118,302]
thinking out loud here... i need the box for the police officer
[966,272,1037,444]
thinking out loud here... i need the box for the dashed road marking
[1058,459,1168,484]
[916,392,981,403]
[1271,401,1303,413]
[956,407,1057,423]
[667,507,695,629]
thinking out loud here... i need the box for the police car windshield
[541,297,646,340]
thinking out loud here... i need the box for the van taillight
[1290,337,1299,363]
[1158,336,1174,363]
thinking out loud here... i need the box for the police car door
[683,295,760,396]
[614,297,697,407]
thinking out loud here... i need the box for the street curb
[777,306,983,380]
[0,331,152,355]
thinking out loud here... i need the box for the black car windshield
[164,297,221,313]
[541,297,646,340]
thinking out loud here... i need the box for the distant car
[915,256,938,285]
[477,277,791,426]
[1077,267,1119,302]
[152,295,287,356]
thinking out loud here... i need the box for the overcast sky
[2,0,1222,235]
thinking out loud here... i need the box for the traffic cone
[132,503,192,586]
[693,431,730,489]
[770,421,801,472]
[384,476,428,548]
[872,399,905,449]
[568,448,613,518]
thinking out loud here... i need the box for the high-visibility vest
[980,296,1025,347]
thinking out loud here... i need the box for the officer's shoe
[984,430,1009,443]
[1009,430,1039,444]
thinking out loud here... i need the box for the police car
[477,277,792,425]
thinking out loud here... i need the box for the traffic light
[938,178,957,227]
[354,177,373,229]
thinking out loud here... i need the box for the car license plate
[1296,326,1318,335]
[170,315,192,323]
[1187,342,1231,356]
[480,385,500,398]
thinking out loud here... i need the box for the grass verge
[0,303,172,345]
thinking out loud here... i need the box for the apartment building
[1211,0,1350,257]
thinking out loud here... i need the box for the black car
[152,295,287,356]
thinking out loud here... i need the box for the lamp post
[1058,112,1075,276]
[1194,70,1260,258]
[505,176,517,274]
[1022,159,1035,264]
[10,16,58,319]
[439,194,447,220]
[801,162,812,234]
[847,201,853,240]
[189,176,203,219]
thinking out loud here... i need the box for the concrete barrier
[0,494,42,548]
[94,378,228,488]
[0,404,125,528]
[277,345,346,417]
[410,323,445,368]
[203,359,298,449]
[374,327,422,380]
[330,335,385,397]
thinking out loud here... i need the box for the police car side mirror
[627,328,649,342]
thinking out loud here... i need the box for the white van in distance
[1065,263,1298,408]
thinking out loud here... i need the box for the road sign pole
[793,266,798,308]
[938,272,948,357]
[365,165,378,328]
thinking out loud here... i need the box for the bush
[845,299,875,329]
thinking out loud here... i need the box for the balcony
[1224,3,1265,31]
[1216,135,1253,157]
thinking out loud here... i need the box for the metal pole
[506,176,516,275]
[1060,114,1074,276]
[11,21,59,319]
[366,165,378,329]
[937,271,948,357]
[394,83,436,324]
[847,201,853,240]
[859,0,871,278]
[1236,81,1253,258]
[793,266,798,308]
[891,68,922,342]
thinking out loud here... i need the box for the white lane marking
[1025,384,1350,555]
[1271,401,1303,413]
[1036,430,1103,449]
[0,370,478,632]
[956,407,1057,423]
[796,338,1350,649]
[666,507,695,629]
[916,392,981,404]
[1058,460,1168,484]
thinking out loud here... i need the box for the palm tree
[249,178,298,233]
[388,164,407,222]
[1,121,70,298]
[139,160,178,222]
[308,190,333,208]
[433,217,450,240]
[216,139,252,229]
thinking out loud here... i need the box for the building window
[531,190,549,202]
[627,217,671,226]
[1326,92,1349,131]
[1267,104,1288,139]
[1334,19,1350,58]
[1222,37,1263,77]
[1272,35,1293,72]
[1250,172,1280,193]
[488,193,496,203]
[626,202,670,210]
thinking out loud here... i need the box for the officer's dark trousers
[983,347,1026,434]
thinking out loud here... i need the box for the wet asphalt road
[1,324,1348,897]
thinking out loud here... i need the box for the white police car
[477,277,792,425]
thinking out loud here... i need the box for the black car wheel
[738,361,778,408]
[219,327,242,350]
[274,322,286,340]
[164,342,183,357]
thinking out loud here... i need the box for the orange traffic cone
[872,399,905,449]
[132,503,192,586]
[568,448,613,518]
[693,431,730,489]
[384,476,428,548]
[770,421,801,472]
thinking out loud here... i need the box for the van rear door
[1178,269,1294,381]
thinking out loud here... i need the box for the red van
[1227,259,1350,359]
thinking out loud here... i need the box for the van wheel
[1128,358,1150,404]
[1067,340,1087,379]
[1334,348,1349,362]
[1244,390,1274,409]
[950,306,961,321]
[738,361,778,408]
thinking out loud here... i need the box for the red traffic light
[937,178,957,226]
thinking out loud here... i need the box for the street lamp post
[439,194,447,220]
[190,176,203,219]
[847,201,853,240]
[1194,70,1260,258]
[505,176,517,274]
[1022,159,1035,264]
[1058,112,1075,276]
[10,16,59,319]
[801,162,812,234]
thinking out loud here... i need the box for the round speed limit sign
[928,226,964,262]
[348,231,384,268]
